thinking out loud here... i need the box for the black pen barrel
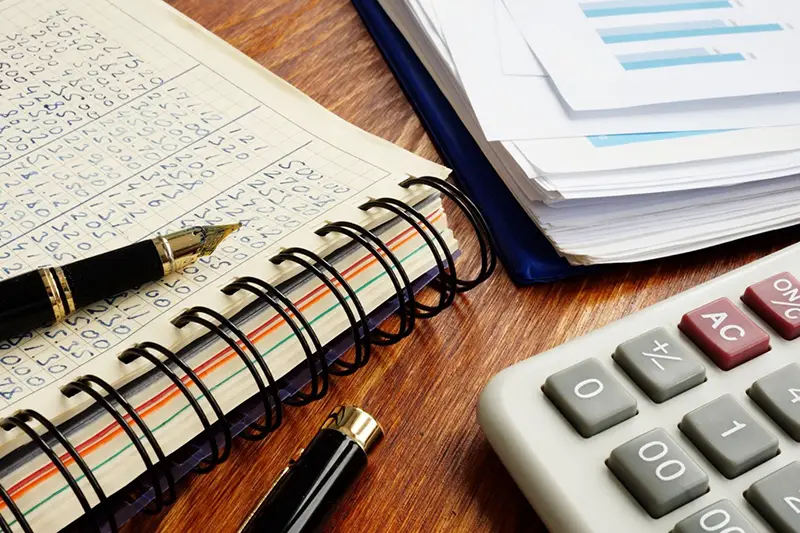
[0,241,163,341]
[0,270,57,341]
[63,240,163,308]
[242,429,367,533]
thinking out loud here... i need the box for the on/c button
[742,272,800,340]
[678,297,770,371]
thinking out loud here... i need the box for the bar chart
[580,0,734,17]
[598,20,782,43]
[616,47,746,69]
[506,0,800,108]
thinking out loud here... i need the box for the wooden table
[123,1,800,531]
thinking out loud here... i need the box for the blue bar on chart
[599,20,783,43]
[580,0,732,18]
[617,48,745,69]
[587,129,732,148]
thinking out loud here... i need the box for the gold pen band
[153,235,177,276]
[53,266,75,315]
[39,266,76,323]
[39,268,67,322]
[321,406,383,453]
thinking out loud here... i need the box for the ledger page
[0,0,448,418]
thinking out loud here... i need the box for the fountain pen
[0,224,240,341]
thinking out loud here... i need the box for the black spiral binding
[272,248,373,376]
[0,177,496,531]
[0,481,31,533]
[0,416,97,532]
[1,408,117,533]
[171,307,282,440]
[118,344,230,473]
[61,376,177,513]
[360,196,457,317]
[316,221,415,345]
[222,277,328,404]
[400,176,497,290]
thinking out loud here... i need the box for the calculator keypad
[749,364,800,441]
[613,327,706,403]
[745,462,800,533]
[673,500,758,533]
[679,297,770,370]
[542,358,638,438]
[742,272,800,340]
[679,394,779,479]
[607,428,709,518]
[534,270,800,527]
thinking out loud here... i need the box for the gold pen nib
[198,223,242,257]
[154,223,242,276]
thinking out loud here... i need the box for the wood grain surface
[119,1,800,532]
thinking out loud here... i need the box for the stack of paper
[377,0,800,264]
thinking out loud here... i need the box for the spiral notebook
[0,0,494,531]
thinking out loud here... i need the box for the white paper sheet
[514,127,800,173]
[534,182,800,262]
[496,0,545,76]
[504,0,800,110]
[438,0,800,139]
[547,162,800,198]
[403,0,800,204]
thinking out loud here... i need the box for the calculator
[478,242,800,533]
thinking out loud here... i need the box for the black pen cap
[239,406,383,533]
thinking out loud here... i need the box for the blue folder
[351,0,587,284]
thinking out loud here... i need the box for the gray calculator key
[543,358,637,437]
[607,428,708,518]
[680,394,778,479]
[745,462,800,533]
[749,364,800,441]
[673,500,759,533]
[614,327,706,403]
[679,394,778,479]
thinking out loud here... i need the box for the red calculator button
[679,297,770,370]
[742,272,800,340]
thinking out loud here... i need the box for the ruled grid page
[0,0,448,411]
